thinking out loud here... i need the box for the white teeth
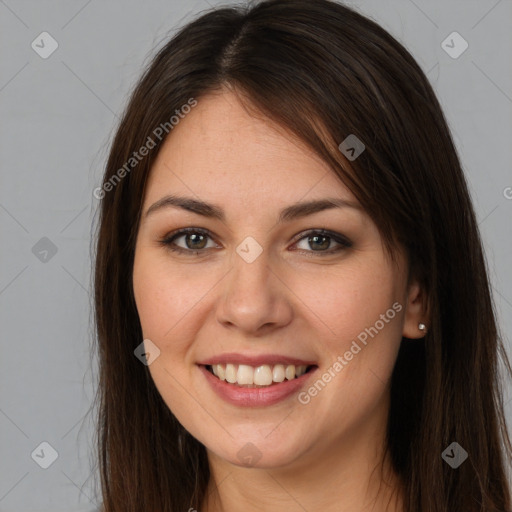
[225,363,237,383]
[296,365,307,377]
[237,364,254,385]
[272,364,285,383]
[254,365,273,386]
[209,363,311,387]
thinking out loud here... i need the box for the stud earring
[418,323,427,333]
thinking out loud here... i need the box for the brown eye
[159,228,217,254]
[293,230,352,255]
[180,232,208,250]
[159,227,352,257]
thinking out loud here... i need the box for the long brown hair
[91,0,512,510]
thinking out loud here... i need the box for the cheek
[289,257,404,411]
[289,257,402,349]
[132,253,203,413]
[133,251,207,342]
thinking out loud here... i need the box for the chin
[205,433,308,470]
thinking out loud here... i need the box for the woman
[92,0,512,510]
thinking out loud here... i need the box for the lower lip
[198,364,318,407]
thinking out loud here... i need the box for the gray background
[1,0,511,510]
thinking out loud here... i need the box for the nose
[215,246,294,336]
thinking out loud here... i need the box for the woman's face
[133,90,423,470]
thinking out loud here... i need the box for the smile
[199,363,319,407]
[206,363,314,387]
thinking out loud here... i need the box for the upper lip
[198,352,317,367]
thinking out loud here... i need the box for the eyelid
[160,227,219,252]
[159,227,352,255]
[291,228,352,247]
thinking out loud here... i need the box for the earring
[418,323,427,333]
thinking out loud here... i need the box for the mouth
[199,362,319,407]
[202,363,318,388]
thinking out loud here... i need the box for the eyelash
[158,227,353,257]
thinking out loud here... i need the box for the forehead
[144,90,357,209]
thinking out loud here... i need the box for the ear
[402,279,428,339]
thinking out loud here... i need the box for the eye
[292,229,352,256]
[158,228,352,256]
[159,227,218,255]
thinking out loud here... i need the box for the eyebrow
[143,194,362,223]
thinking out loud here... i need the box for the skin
[132,88,427,512]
